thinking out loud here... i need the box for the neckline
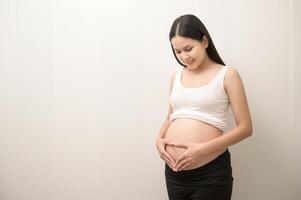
[179,66,226,89]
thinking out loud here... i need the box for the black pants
[165,149,233,200]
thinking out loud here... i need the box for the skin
[156,35,253,171]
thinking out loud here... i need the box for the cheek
[192,49,205,61]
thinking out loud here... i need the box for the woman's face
[171,35,208,70]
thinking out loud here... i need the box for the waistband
[165,149,232,176]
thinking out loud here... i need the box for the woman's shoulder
[224,65,240,78]
[224,66,243,91]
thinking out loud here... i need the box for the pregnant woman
[155,14,253,200]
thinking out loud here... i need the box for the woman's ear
[202,35,209,48]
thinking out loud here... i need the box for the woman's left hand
[166,141,208,171]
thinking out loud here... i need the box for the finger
[162,143,175,164]
[162,150,175,164]
[162,154,175,169]
[162,152,175,166]
[175,151,187,166]
[178,161,191,171]
[165,159,175,169]
[160,152,171,163]
[176,158,190,171]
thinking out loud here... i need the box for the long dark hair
[169,14,225,67]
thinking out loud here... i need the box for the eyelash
[175,48,192,54]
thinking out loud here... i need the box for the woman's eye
[185,48,192,51]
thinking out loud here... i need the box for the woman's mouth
[186,59,194,65]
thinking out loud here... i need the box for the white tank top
[169,66,230,131]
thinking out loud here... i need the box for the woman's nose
[182,53,190,61]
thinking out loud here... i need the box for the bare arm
[201,67,253,155]
[156,70,176,139]
[155,70,177,168]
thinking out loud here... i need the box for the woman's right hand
[156,137,175,169]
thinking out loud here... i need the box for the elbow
[239,121,253,137]
[245,123,253,137]
[246,128,253,137]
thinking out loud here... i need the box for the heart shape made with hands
[165,141,210,171]
[165,142,188,164]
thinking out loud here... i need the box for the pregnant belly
[165,118,226,169]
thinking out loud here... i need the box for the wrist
[197,142,211,156]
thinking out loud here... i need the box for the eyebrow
[173,44,192,51]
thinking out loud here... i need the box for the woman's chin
[186,62,199,70]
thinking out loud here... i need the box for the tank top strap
[173,67,184,87]
[216,66,229,83]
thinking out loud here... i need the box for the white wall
[0,0,299,199]
[292,0,301,199]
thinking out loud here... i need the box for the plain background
[0,0,300,199]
